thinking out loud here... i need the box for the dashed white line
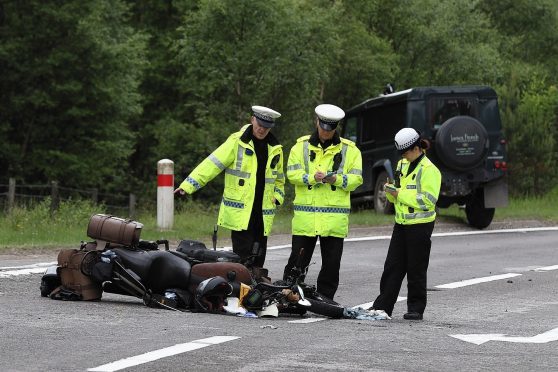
[435,273,522,289]
[534,265,558,272]
[87,336,240,372]
[451,327,558,345]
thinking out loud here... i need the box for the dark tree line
[1,0,556,203]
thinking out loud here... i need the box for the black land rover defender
[342,86,508,228]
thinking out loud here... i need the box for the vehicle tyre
[435,116,489,171]
[373,171,394,214]
[465,189,495,229]
[307,298,345,318]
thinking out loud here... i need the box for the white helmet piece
[256,303,279,318]
[394,128,420,153]
[315,104,345,131]
[252,105,281,128]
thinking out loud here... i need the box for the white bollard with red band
[157,159,174,230]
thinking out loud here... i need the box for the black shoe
[403,312,423,320]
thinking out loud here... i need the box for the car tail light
[501,161,507,171]
[500,139,507,145]
[494,160,501,169]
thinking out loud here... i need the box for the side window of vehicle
[429,96,478,129]
[344,117,358,143]
[362,102,406,145]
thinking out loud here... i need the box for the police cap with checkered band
[252,106,281,128]
[315,104,345,131]
[394,128,421,154]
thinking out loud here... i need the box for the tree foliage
[369,0,504,87]
[0,0,146,191]
[498,69,558,196]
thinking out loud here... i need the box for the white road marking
[232,226,558,250]
[450,327,558,345]
[344,226,558,245]
[435,273,522,289]
[503,265,543,272]
[87,336,240,372]
[534,264,558,271]
[352,297,406,310]
[0,262,57,270]
[0,267,52,278]
[0,262,56,278]
[288,318,326,324]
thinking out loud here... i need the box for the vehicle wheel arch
[371,159,394,185]
[371,159,395,215]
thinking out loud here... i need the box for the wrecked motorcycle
[41,214,345,317]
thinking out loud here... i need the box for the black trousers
[231,229,267,267]
[372,221,435,316]
[283,235,344,300]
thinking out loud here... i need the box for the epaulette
[296,135,311,143]
[340,137,356,147]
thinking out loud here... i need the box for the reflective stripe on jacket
[287,133,363,237]
[179,124,285,235]
[387,155,441,225]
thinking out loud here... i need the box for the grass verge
[1,189,557,251]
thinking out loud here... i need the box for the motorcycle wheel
[307,298,345,319]
[278,306,307,316]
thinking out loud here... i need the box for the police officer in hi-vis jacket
[175,106,285,267]
[370,127,441,320]
[282,104,363,300]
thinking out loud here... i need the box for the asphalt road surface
[0,226,557,371]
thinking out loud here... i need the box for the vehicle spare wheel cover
[435,116,488,170]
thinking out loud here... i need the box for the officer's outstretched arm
[178,137,236,194]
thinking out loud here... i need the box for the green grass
[1,189,557,251]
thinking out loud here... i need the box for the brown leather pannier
[56,249,102,301]
[87,214,143,247]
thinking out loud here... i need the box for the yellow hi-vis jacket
[178,124,285,235]
[287,132,363,237]
[387,154,441,225]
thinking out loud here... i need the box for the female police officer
[371,128,441,320]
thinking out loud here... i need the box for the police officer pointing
[175,106,285,267]
[370,128,441,320]
[282,104,363,300]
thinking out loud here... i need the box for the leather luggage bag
[56,249,102,301]
[87,214,143,247]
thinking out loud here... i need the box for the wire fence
[0,178,137,218]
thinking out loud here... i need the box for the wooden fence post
[157,159,174,230]
[129,193,136,219]
[8,178,15,211]
[50,181,59,213]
